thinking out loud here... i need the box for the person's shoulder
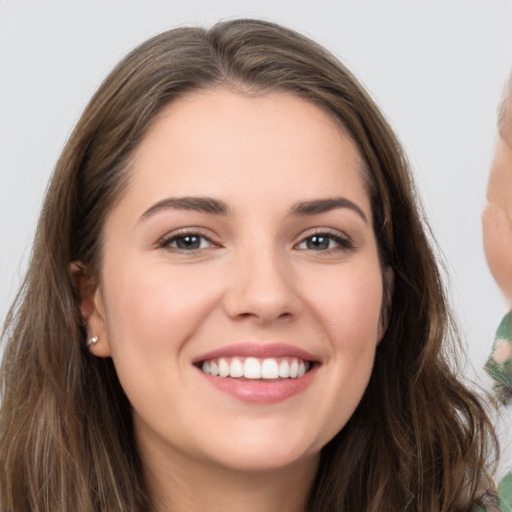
[496,471,512,512]
[474,490,503,512]
[485,312,512,405]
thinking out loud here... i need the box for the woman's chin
[197,446,320,480]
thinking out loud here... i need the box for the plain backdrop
[1,0,512,379]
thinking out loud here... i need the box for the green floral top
[485,312,512,511]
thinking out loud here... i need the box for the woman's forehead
[120,88,370,215]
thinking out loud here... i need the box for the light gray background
[1,1,512,377]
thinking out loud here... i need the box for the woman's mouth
[198,356,312,380]
[193,344,319,404]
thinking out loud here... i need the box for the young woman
[0,18,497,511]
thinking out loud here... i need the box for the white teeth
[244,357,261,379]
[289,359,299,378]
[218,358,230,377]
[278,359,290,378]
[200,356,312,380]
[261,358,279,379]
[230,357,244,378]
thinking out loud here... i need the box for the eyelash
[294,229,354,252]
[157,230,218,252]
[158,228,354,254]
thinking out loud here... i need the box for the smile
[200,357,311,379]
[193,343,319,404]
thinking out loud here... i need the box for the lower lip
[196,365,318,404]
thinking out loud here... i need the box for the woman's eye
[159,233,215,251]
[296,233,353,251]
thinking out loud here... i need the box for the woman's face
[88,88,387,475]
[483,134,512,304]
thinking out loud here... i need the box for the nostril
[222,264,303,323]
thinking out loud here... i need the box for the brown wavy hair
[0,18,497,511]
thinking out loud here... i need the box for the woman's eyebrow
[289,197,368,223]
[139,196,230,221]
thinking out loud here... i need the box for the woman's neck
[142,445,319,512]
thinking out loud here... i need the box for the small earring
[87,336,99,346]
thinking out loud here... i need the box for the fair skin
[483,131,512,305]
[80,88,388,512]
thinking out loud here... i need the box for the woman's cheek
[304,265,383,335]
[101,261,210,355]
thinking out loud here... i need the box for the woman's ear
[70,262,112,358]
[378,266,394,342]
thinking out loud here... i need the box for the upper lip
[192,343,320,364]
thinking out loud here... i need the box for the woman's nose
[222,246,303,325]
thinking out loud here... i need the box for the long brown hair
[0,19,496,511]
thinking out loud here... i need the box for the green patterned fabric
[498,472,512,512]
[485,312,512,405]
[485,312,512,511]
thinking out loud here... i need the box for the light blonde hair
[1,19,497,511]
